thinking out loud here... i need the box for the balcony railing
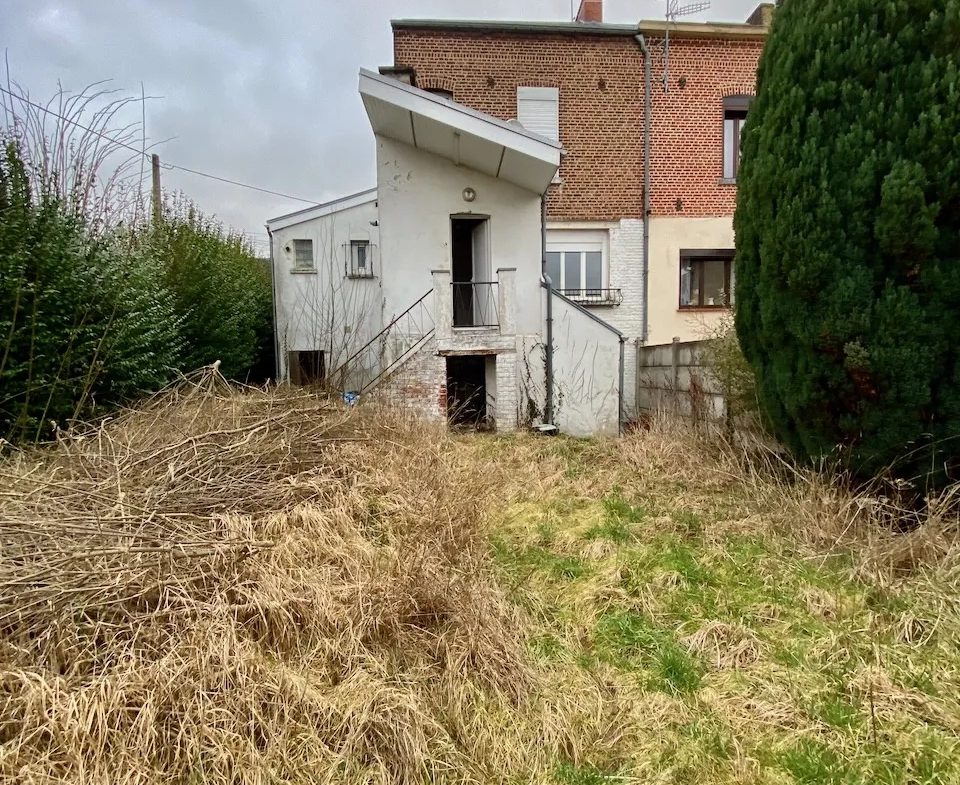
[452,281,499,328]
[557,288,623,306]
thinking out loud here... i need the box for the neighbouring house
[268,0,770,436]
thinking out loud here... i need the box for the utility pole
[151,153,162,222]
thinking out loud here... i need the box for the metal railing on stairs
[329,290,434,396]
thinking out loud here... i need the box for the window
[288,350,324,385]
[546,250,602,293]
[292,239,314,271]
[348,240,374,278]
[680,250,734,309]
[517,86,559,142]
[544,230,619,305]
[722,95,752,181]
[425,87,455,100]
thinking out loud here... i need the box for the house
[268,1,770,436]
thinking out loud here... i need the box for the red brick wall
[644,36,763,216]
[394,29,645,222]
[392,28,764,220]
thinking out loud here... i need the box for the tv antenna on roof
[663,0,711,92]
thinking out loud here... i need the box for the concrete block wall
[636,338,725,419]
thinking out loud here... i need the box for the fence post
[671,337,681,414]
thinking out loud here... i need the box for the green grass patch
[776,739,851,785]
[554,762,616,785]
[594,612,704,695]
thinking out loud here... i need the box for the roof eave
[391,18,768,41]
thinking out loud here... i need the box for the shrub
[697,308,761,426]
[148,196,273,382]
[734,0,960,487]
[0,143,181,443]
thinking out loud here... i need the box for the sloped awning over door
[358,69,562,195]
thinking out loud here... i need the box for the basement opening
[446,354,488,428]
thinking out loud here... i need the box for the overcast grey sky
[1,0,760,252]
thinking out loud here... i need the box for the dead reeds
[0,368,543,784]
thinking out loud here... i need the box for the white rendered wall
[376,136,544,335]
[271,198,383,381]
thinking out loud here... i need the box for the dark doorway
[288,350,324,385]
[446,355,487,427]
[451,216,491,327]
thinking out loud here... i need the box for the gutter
[390,18,768,41]
[634,34,652,345]
[266,226,281,382]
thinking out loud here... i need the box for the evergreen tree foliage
[734,0,960,486]
[0,143,182,443]
[149,197,273,382]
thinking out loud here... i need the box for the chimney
[575,0,602,23]
[746,3,774,26]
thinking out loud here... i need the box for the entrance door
[451,216,491,327]
[470,219,495,326]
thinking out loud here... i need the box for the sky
[1,0,761,253]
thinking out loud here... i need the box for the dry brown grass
[0,369,569,785]
[5,387,960,785]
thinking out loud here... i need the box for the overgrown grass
[483,424,960,784]
[4,396,960,784]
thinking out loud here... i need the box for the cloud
[0,0,761,242]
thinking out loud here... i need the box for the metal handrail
[452,281,499,328]
[329,289,434,394]
[557,288,623,305]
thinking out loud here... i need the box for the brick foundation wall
[376,336,446,421]
[392,27,763,220]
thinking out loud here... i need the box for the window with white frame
[292,238,314,271]
[517,86,560,142]
[545,230,620,305]
[348,240,374,278]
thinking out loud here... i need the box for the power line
[0,86,322,206]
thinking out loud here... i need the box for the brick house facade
[392,17,765,220]
[390,5,768,357]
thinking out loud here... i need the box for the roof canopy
[359,68,562,195]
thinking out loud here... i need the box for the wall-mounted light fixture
[462,187,477,202]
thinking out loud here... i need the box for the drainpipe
[618,335,626,436]
[541,194,554,425]
[266,225,281,381]
[634,33,652,345]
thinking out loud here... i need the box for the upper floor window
[680,249,734,309]
[292,238,314,271]
[723,95,752,181]
[517,86,560,143]
[348,240,374,278]
[425,87,455,101]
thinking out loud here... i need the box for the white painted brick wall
[495,352,519,431]
[374,336,446,421]
[605,218,645,419]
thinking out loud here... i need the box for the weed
[594,612,704,695]
[672,508,704,537]
[601,489,647,524]
[555,762,613,785]
[776,739,850,785]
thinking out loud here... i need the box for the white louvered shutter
[517,87,559,142]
